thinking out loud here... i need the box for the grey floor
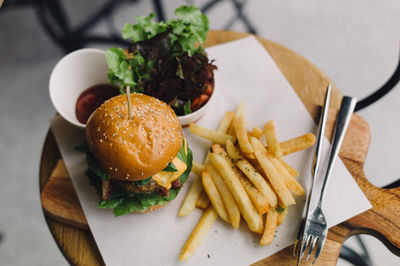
[0,0,399,265]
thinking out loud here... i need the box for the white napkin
[51,36,371,266]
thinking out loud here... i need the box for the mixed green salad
[106,5,216,116]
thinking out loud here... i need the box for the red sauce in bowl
[75,84,120,124]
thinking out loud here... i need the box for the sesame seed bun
[86,93,183,181]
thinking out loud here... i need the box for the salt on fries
[179,102,315,261]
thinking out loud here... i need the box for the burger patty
[116,178,182,196]
[116,179,160,194]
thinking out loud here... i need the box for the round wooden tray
[39,31,400,265]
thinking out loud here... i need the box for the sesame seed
[115,168,117,171]
[99,139,103,143]
[109,167,112,170]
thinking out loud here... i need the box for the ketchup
[75,84,120,124]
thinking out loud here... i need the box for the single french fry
[276,202,288,225]
[179,206,218,261]
[260,209,278,246]
[202,170,230,223]
[191,161,205,176]
[278,158,299,178]
[250,137,296,206]
[244,152,256,159]
[264,120,282,158]
[202,111,235,164]
[196,192,210,209]
[236,159,277,208]
[209,152,264,234]
[226,139,242,160]
[250,126,264,138]
[279,133,316,156]
[217,111,235,133]
[238,174,270,214]
[178,176,204,216]
[270,157,305,196]
[233,115,254,155]
[207,165,241,229]
[228,103,244,135]
[235,101,245,118]
[189,123,236,145]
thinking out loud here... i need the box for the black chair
[1,0,257,53]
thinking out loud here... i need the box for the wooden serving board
[39,31,400,265]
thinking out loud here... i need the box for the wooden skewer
[126,86,133,120]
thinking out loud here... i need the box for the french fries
[270,157,305,196]
[202,170,230,223]
[236,159,277,208]
[178,176,203,216]
[209,153,264,234]
[179,102,315,259]
[250,137,296,206]
[233,115,254,155]
[207,165,241,229]
[250,126,263,138]
[195,192,210,209]
[278,158,299,178]
[260,209,278,246]
[226,139,242,160]
[276,202,288,226]
[238,174,270,214]
[279,133,316,156]
[179,206,218,261]
[235,101,245,118]
[191,161,205,176]
[264,120,282,158]
[217,111,235,133]
[189,123,236,145]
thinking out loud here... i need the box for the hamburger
[84,93,192,215]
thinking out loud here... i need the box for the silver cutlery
[294,85,357,264]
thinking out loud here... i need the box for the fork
[294,87,357,264]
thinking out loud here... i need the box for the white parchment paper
[51,36,371,266]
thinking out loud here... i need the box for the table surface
[39,30,400,265]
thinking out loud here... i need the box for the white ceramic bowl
[177,89,215,127]
[49,47,214,128]
[49,48,109,128]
